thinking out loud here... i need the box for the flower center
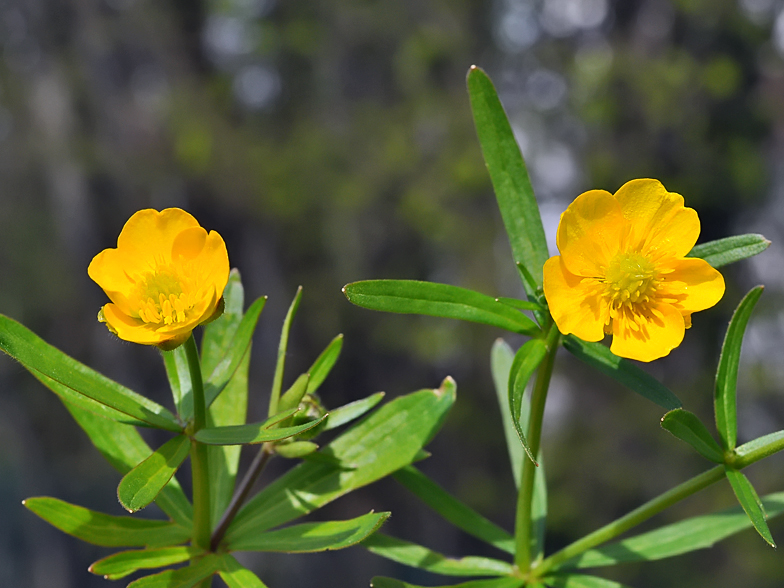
[136,267,195,326]
[604,252,659,307]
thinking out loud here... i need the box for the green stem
[184,335,212,551]
[515,325,560,571]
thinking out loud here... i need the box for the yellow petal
[172,226,208,261]
[117,208,200,266]
[543,256,607,341]
[657,257,725,313]
[556,189,625,277]
[610,302,684,362]
[613,179,699,259]
[190,230,230,300]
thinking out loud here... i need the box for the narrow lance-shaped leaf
[306,333,343,394]
[563,336,681,410]
[508,339,547,465]
[194,410,325,445]
[687,234,770,268]
[343,280,540,336]
[218,555,270,588]
[201,268,246,375]
[393,465,515,554]
[278,373,310,414]
[544,574,633,588]
[715,286,763,451]
[126,553,222,588]
[0,315,181,431]
[660,409,724,463]
[490,339,523,486]
[362,532,513,577]
[203,296,266,408]
[89,546,200,580]
[23,497,190,547]
[467,65,549,295]
[268,286,303,416]
[321,391,385,431]
[162,346,192,420]
[370,577,525,588]
[228,511,389,552]
[553,491,784,569]
[725,467,775,547]
[118,435,191,513]
[58,397,193,527]
[224,379,456,544]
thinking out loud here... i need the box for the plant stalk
[515,325,560,571]
[184,335,212,551]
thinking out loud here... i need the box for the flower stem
[210,444,274,551]
[515,325,560,571]
[184,335,212,551]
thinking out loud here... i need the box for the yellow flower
[88,208,230,350]
[543,179,725,362]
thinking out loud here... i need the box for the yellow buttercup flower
[88,208,230,350]
[543,179,725,362]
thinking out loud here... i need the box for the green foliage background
[1,0,784,586]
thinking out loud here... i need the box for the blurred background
[1,0,784,586]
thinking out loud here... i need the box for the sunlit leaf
[687,234,770,268]
[321,392,386,431]
[162,346,193,421]
[343,280,540,336]
[194,411,323,445]
[89,546,199,580]
[490,339,523,486]
[660,409,724,463]
[201,268,246,376]
[0,315,181,431]
[363,532,513,576]
[227,511,389,552]
[126,553,221,588]
[118,435,191,513]
[278,373,310,414]
[467,65,549,296]
[563,336,681,410]
[224,379,456,545]
[275,441,319,458]
[392,465,514,554]
[23,497,190,547]
[725,468,775,547]
[218,555,270,588]
[370,577,525,588]
[543,574,633,588]
[554,491,784,569]
[306,334,343,394]
[508,339,547,464]
[268,286,303,416]
[715,286,763,451]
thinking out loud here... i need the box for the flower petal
[556,190,625,277]
[657,257,725,313]
[543,256,607,342]
[613,179,699,259]
[610,302,684,362]
[117,209,201,267]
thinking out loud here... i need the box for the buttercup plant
[6,211,456,586]
[343,67,782,588]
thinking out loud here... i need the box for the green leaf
[735,430,784,458]
[490,339,523,486]
[306,334,343,394]
[224,379,456,544]
[715,286,763,451]
[660,409,724,463]
[508,339,547,464]
[467,65,549,295]
[118,434,191,513]
[343,280,540,336]
[544,575,633,588]
[555,491,784,569]
[218,555,270,588]
[495,297,544,312]
[195,412,326,445]
[23,497,190,547]
[278,373,311,414]
[321,391,386,431]
[363,532,513,576]
[59,399,192,527]
[268,286,303,416]
[228,511,389,552]
[563,336,681,410]
[371,577,525,588]
[126,553,221,588]
[201,268,246,376]
[687,234,770,268]
[203,296,266,408]
[393,465,514,554]
[725,467,775,546]
[0,315,181,431]
[89,546,199,580]
[162,346,193,421]
[275,441,319,458]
